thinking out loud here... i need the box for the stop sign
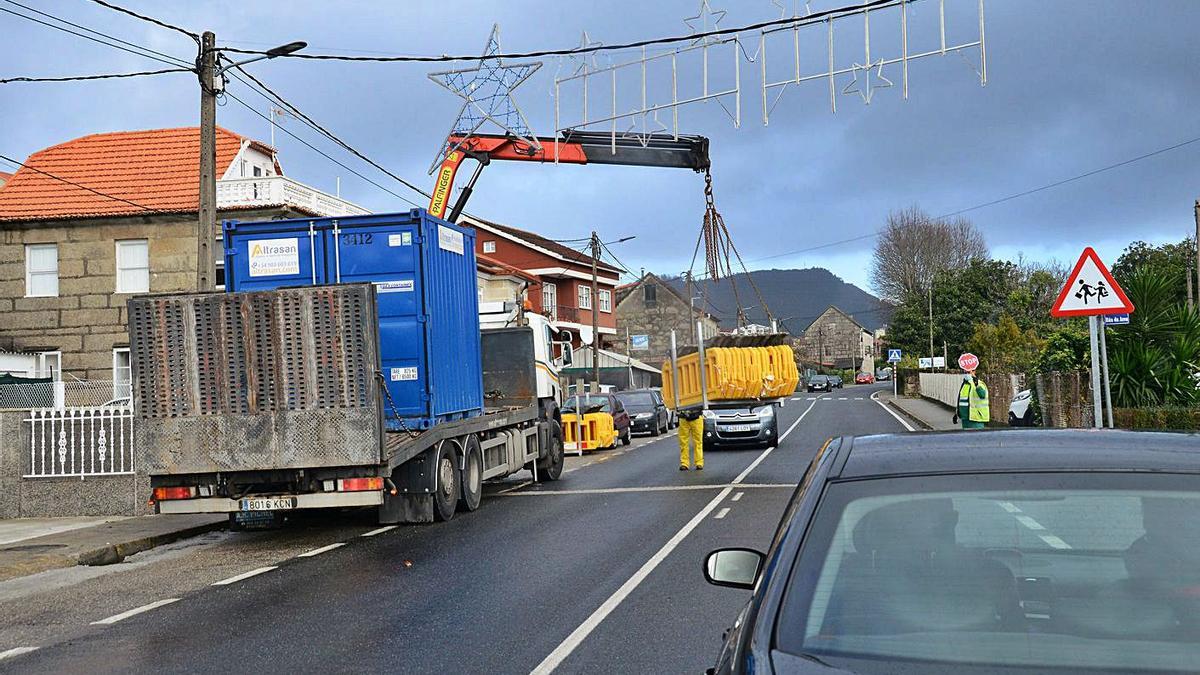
[958,352,980,371]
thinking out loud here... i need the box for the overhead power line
[0,2,191,69]
[0,66,191,84]
[217,0,897,63]
[0,153,155,212]
[84,0,199,43]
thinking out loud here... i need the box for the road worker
[952,370,989,429]
[678,408,704,471]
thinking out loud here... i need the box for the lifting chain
[375,371,420,440]
[696,168,776,330]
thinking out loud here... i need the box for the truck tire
[458,435,483,512]
[433,440,460,522]
[535,420,564,482]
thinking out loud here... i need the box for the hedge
[1112,407,1200,431]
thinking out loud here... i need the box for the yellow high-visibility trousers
[678,416,704,469]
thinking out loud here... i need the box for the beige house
[0,126,367,395]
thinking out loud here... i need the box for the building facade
[0,126,367,392]
[797,306,876,372]
[611,273,721,369]
[462,215,620,349]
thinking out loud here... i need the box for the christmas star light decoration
[841,59,893,104]
[684,0,727,45]
[428,24,543,172]
[569,30,604,76]
[622,108,670,146]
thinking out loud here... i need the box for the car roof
[835,429,1200,478]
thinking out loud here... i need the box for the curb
[884,399,935,431]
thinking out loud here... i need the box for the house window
[482,241,496,254]
[37,351,61,380]
[112,348,131,399]
[542,282,557,319]
[253,166,263,177]
[215,260,226,291]
[598,289,612,313]
[578,285,592,310]
[25,243,58,297]
[643,283,657,306]
[115,239,149,294]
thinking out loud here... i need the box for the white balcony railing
[217,176,370,217]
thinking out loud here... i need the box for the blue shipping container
[223,209,483,430]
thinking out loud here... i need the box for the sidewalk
[0,514,226,582]
[878,392,959,431]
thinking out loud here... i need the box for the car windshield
[562,395,610,414]
[811,376,829,383]
[776,473,1200,673]
[616,392,656,411]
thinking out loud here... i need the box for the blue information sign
[887,349,902,363]
[1104,314,1130,326]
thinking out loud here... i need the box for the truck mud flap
[378,492,434,524]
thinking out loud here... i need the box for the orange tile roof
[0,127,250,222]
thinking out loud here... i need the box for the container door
[225,221,327,291]
[328,221,428,427]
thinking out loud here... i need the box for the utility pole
[197,30,218,292]
[1194,200,1199,311]
[927,284,934,363]
[590,231,601,389]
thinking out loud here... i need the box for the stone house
[611,273,721,369]
[461,215,620,349]
[0,126,368,394]
[797,306,876,372]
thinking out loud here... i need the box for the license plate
[720,424,758,432]
[241,497,296,511]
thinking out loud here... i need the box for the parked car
[854,372,874,385]
[806,375,831,392]
[615,389,670,436]
[875,368,891,381]
[561,392,631,446]
[705,430,1200,674]
[1009,388,1036,426]
[828,375,844,389]
[701,403,779,450]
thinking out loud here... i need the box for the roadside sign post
[887,349,901,397]
[1050,247,1135,429]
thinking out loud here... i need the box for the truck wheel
[620,428,631,446]
[535,420,564,482]
[433,440,460,522]
[458,435,483,512]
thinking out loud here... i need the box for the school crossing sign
[1050,247,1135,318]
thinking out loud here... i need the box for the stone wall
[612,277,719,368]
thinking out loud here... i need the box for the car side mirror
[703,548,764,590]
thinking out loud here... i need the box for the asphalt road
[0,383,908,673]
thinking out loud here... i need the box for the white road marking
[1039,535,1072,550]
[0,647,38,661]
[731,491,744,502]
[837,397,847,400]
[496,483,792,496]
[361,525,397,537]
[212,566,278,586]
[869,390,916,431]
[530,487,733,675]
[730,397,819,485]
[297,542,345,558]
[498,480,533,494]
[854,397,864,400]
[998,501,1022,513]
[91,598,180,625]
[1015,515,1046,531]
[714,507,730,519]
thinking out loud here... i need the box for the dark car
[702,403,779,450]
[704,430,1200,674]
[561,392,632,446]
[806,375,831,393]
[616,389,670,436]
[828,375,843,389]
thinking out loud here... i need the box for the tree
[1111,238,1195,306]
[870,205,989,302]
[1035,323,1090,373]
[967,314,1044,374]
[1106,268,1200,407]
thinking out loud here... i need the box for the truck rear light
[337,477,382,492]
[152,486,197,501]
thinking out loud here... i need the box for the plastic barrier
[662,345,799,409]
[562,412,616,451]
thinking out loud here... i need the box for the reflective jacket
[958,378,990,423]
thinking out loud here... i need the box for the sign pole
[1099,319,1114,428]
[1087,316,1102,429]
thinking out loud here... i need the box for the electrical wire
[2,0,193,67]
[0,66,191,84]
[0,153,156,212]
[217,0,897,63]
[84,0,200,43]
[0,3,191,69]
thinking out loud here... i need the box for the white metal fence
[0,380,129,410]
[919,373,965,407]
[25,406,135,478]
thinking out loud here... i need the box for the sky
[2,0,1199,296]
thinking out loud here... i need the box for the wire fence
[0,380,130,410]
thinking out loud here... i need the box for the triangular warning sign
[1051,247,1135,317]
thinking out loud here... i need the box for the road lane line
[731,491,744,502]
[212,566,278,586]
[731,397,819,485]
[91,598,180,625]
[530,486,733,675]
[998,501,1022,513]
[361,525,397,537]
[714,507,730,519]
[869,390,916,431]
[298,542,345,558]
[1039,535,1072,549]
[0,647,38,661]
[496,483,793,496]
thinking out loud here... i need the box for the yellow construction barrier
[662,344,799,409]
[562,412,616,451]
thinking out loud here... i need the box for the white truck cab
[479,301,573,403]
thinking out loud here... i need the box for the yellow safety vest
[969,380,990,423]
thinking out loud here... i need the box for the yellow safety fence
[662,345,799,409]
[562,412,616,451]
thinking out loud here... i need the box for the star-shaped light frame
[684,0,727,45]
[428,24,543,172]
[622,108,670,147]
[841,59,893,104]
[569,30,604,77]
